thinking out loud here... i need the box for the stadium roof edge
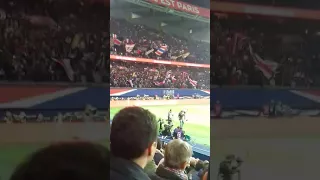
[125,0,210,23]
[211,1,320,20]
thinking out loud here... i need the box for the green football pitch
[110,104,210,146]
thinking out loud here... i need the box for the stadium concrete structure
[111,0,210,43]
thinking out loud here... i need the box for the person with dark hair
[110,106,159,180]
[10,141,110,180]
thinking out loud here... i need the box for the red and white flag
[249,44,279,79]
[188,76,197,87]
[182,72,188,79]
[125,44,135,52]
[166,70,172,79]
[52,58,74,81]
[111,34,121,46]
[154,80,165,86]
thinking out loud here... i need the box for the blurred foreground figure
[10,142,110,180]
[110,106,158,180]
[218,155,243,180]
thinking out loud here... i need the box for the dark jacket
[110,156,151,180]
[154,152,164,165]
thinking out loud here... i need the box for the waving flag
[155,45,168,56]
[171,52,190,60]
[145,48,154,56]
[125,44,135,52]
[166,70,172,79]
[249,44,279,79]
[154,80,165,86]
[111,34,121,46]
[188,76,197,87]
[52,58,74,81]
[128,80,134,87]
[171,76,177,82]
[182,72,188,79]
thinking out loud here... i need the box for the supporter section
[110,18,209,64]
[0,0,108,83]
[212,13,320,87]
[110,60,210,89]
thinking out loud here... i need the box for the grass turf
[110,104,210,146]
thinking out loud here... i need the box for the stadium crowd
[211,14,320,87]
[110,18,210,64]
[110,60,210,89]
[0,0,108,83]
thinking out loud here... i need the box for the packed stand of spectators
[110,60,210,89]
[0,0,108,83]
[110,18,210,64]
[110,106,210,180]
[211,14,320,87]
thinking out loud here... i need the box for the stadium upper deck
[111,0,210,43]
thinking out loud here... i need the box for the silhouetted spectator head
[156,138,162,150]
[110,106,158,168]
[225,154,236,162]
[10,141,110,180]
[195,160,205,171]
[164,139,193,170]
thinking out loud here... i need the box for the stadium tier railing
[110,55,210,68]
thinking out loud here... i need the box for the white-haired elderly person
[151,139,198,180]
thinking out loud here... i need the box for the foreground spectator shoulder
[10,142,110,180]
[110,106,159,180]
